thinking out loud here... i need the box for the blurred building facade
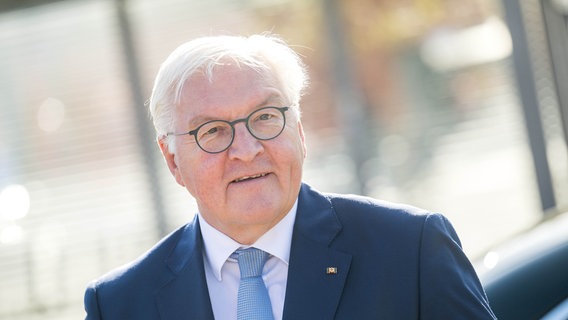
[0,0,566,318]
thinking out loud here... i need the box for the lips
[232,173,269,183]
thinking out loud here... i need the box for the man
[84,34,496,319]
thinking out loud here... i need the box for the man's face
[159,64,307,244]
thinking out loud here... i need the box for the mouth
[232,173,269,183]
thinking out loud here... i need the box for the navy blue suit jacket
[84,183,496,319]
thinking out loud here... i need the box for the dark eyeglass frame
[167,106,289,154]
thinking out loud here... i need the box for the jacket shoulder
[327,191,429,216]
[87,221,192,293]
[313,186,455,246]
[320,189,433,226]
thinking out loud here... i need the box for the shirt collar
[199,199,298,281]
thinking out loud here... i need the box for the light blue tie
[236,248,274,320]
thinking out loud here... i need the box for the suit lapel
[155,217,215,320]
[283,184,352,319]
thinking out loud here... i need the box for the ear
[158,137,186,187]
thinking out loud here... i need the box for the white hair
[148,33,309,152]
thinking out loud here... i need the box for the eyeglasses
[167,106,289,154]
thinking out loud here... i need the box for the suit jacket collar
[283,183,353,319]
[155,216,215,320]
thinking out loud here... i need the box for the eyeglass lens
[195,107,287,153]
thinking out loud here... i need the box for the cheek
[272,135,305,175]
[288,131,307,162]
[174,151,202,186]
[180,155,224,195]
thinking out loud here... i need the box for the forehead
[178,64,284,118]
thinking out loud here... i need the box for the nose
[227,122,264,161]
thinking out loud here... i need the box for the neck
[227,223,276,245]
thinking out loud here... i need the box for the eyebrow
[186,93,285,130]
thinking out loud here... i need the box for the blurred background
[0,0,567,318]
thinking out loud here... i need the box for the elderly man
[84,34,496,319]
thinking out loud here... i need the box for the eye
[258,113,274,121]
[198,126,219,140]
[198,122,230,140]
[204,127,219,135]
[252,108,281,123]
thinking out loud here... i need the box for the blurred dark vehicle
[475,213,568,320]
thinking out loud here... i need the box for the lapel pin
[326,267,338,275]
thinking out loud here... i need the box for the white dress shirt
[199,200,298,320]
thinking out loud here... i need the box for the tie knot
[236,248,269,278]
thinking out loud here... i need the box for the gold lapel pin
[326,267,338,274]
